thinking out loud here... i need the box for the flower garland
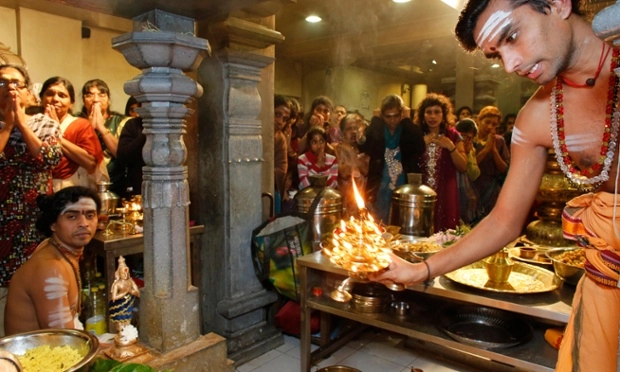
[550,48,620,192]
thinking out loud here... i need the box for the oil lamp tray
[437,305,533,349]
[444,261,560,294]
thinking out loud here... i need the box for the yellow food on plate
[393,241,441,253]
[17,344,82,372]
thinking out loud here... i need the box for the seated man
[5,186,100,335]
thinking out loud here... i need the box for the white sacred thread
[476,10,512,46]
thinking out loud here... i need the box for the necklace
[49,238,82,315]
[551,48,620,192]
[560,43,611,88]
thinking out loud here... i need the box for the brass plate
[444,261,561,293]
[507,247,552,266]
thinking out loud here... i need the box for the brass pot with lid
[389,173,437,237]
[294,175,342,244]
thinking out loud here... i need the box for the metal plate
[507,247,552,266]
[444,261,561,293]
[437,305,533,349]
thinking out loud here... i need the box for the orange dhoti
[557,192,620,372]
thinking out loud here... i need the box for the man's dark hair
[380,94,404,115]
[455,0,584,52]
[0,64,31,88]
[36,186,101,237]
[456,118,478,136]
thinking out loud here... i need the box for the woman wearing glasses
[358,94,426,223]
[0,64,63,337]
[79,79,129,196]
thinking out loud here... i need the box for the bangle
[449,146,456,153]
[101,128,111,136]
[422,260,431,282]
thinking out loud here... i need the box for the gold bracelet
[101,128,111,136]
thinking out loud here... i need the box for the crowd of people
[0,63,143,337]
[274,92,511,232]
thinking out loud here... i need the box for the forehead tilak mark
[476,10,512,46]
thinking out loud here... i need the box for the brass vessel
[525,150,581,246]
[483,249,514,284]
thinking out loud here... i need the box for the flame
[322,182,391,276]
[351,176,365,210]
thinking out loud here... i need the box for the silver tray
[437,305,533,349]
[444,261,561,293]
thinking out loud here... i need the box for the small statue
[105,256,145,361]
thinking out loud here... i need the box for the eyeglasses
[0,79,27,89]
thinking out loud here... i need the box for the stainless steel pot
[294,175,342,244]
[389,173,436,237]
[96,181,119,215]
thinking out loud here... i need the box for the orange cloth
[557,192,620,372]
[52,117,103,180]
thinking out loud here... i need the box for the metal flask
[96,181,120,216]
[389,173,437,237]
[294,175,343,245]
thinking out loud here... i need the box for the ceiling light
[491,63,500,68]
[305,15,322,23]
[393,0,412,3]
[432,60,437,65]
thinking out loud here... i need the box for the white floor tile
[338,349,415,372]
[276,334,300,353]
[408,354,478,372]
[249,353,301,372]
[312,345,358,370]
[236,349,282,372]
[361,338,418,367]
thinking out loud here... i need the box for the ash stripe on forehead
[60,198,97,215]
[476,10,512,46]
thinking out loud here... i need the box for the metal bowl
[316,366,361,372]
[545,247,585,285]
[390,236,442,261]
[0,329,99,371]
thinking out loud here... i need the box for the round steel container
[389,173,436,237]
[294,175,342,244]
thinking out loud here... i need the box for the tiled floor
[235,328,478,372]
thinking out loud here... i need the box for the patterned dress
[420,127,461,232]
[0,114,62,286]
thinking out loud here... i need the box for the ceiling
[273,0,465,81]
[3,0,617,84]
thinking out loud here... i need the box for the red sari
[420,127,460,232]
[53,116,103,181]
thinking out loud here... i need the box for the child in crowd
[297,126,338,189]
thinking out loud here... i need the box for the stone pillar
[112,10,209,353]
[195,16,285,364]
